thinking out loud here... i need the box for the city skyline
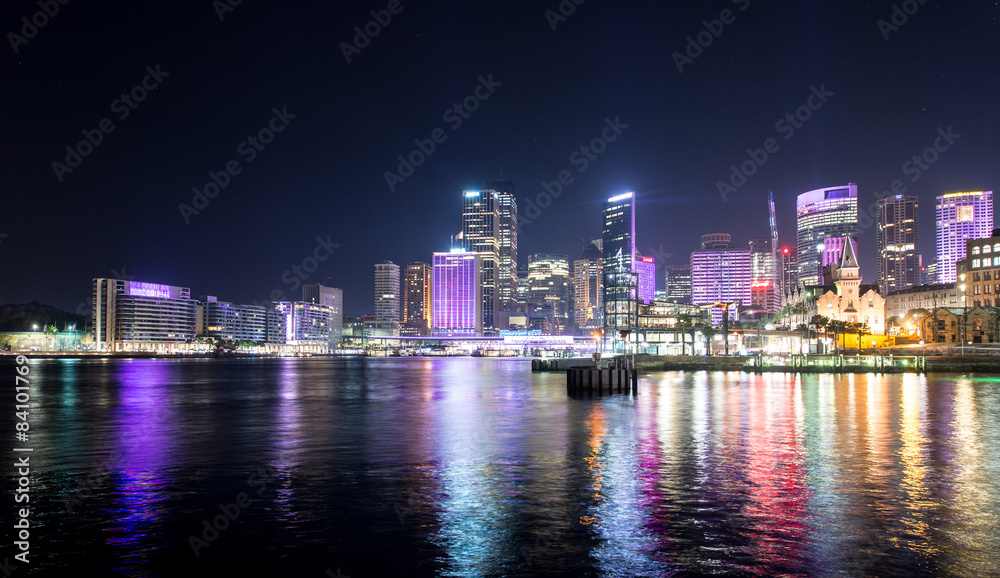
[2,3,999,316]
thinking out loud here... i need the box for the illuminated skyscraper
[935,191,993,283]
[486,181,518,315]
[602,192,636,276]
[748,238,777,311]
[572,241,603,330]
[432,250,483,337]
[795,184,858,287]
[461,185,516,334]
[602,192,637,340]
[402,262,433,336]
[527,253,571,334]
[690,239,751,325]
[781,246,797,293]
[374,261,400,336]
[876,195,919,294]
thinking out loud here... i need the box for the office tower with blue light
[602,192,638,346]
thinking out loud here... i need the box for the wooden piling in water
[567,365,637,395]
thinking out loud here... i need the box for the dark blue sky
[2,1,998,315]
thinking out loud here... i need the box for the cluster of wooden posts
[566,358,637,395]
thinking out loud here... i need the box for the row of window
[969,243,1000,256]
[971,284,1000,295]
[903,291,957,301]
[970,258,1000,269]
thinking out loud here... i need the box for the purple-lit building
[92,278,197,352]
[432,250,483,337]
[690,240,751,325]
[936,191,994,283]
[636,255,656,304]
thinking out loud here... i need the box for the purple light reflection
[106,361,176,570]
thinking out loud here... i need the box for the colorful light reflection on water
[6,358,1000,576]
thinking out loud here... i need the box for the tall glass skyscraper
[602,192,636,275]
[876,194,920,294]
[485,181,518,315]
[602,192,637,338]
[935,191,993,283]
[432,250,483,337]
[461,185,517,334]
[795,184,858,287]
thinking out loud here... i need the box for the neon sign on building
[127,282,172,299]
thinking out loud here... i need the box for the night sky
[2,1,999,316]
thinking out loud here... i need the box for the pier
[535,351,1000,379]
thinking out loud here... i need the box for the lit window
[972,246,981,255]
[985,245,993,254]
[986,258,994,268]
[974,259,981,268]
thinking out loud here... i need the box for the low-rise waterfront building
[197,297,266,343]
[885,283,959,324]
[93,278,197,352]
[918,306,1000,343]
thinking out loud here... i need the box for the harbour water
[3,357,999,576]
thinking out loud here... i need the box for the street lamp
[32,324,38,332]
